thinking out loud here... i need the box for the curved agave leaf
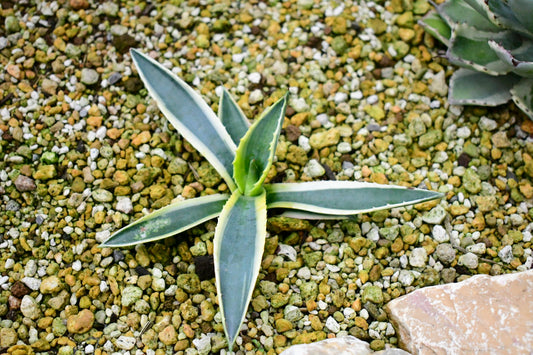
[130,49,238,191]
[488,40,533,79]
[463,0,523,32]
[419,11,452,46]
[508,0,533,37]
[448,68,520,106]
[214,189,267,350]
[447,24,517,75]
[437,0,499,32]
[233,94,288,196]
[265,182,442,215]
[100,194,229,247]
[279,210,352,220]
[511,78,533,120]
[219,87,250,146]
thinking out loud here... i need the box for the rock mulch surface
[1,0,533,353]
[280,336,409,355]
[385,270,533,354]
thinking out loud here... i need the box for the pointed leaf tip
[214,190,267,349]
[129,49,238,191]
[233,93,288,196]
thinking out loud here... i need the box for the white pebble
[21,277,41,291]
[458,252,478,269]
[325,316,340,332]
[432,225,449,243]
[248,72,261,84]
[116,336,136,350]
[4,258,14,269]
[95,230,111,243]
[409,248,428,267]
[72,260,82,271]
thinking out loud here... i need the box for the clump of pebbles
[1,0,532,354]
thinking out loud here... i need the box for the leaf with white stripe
[511,78,533,120]
[130,49,237,191]
[219,87,250,146]
[265,181,443,215]
[214,189,267,350]
[100,194,229,247]
[449,68,520,106]
[233,93,288,196]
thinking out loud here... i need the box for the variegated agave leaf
[100,194,229,247]
[448,68,520,106]
[130,49,238,191]
[213,189,267,350]
[219,87,250,145]
[233,93,288,196]
[265,181,442,216]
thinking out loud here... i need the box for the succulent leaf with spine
[420,0,533,119]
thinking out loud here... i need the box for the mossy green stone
[121,286,143,307]
[364,105,385,120]
[463,168,482,194]
[197,162,222,187]
[300,281,318,301]
[380,226,399,240]
[367,18,387,34]
[177,274,201,294]
[361,285,384,304]
[34,165,57,180]
[271,293,290,308]
[331,36,348,55]
[259,281,278,298]
[303,251,322,268]
[419,129,443,149]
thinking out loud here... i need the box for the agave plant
[101,49,442,349]
[419,0,533,119]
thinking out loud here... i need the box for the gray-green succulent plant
[420,0,533,119]
[101,49,442,349]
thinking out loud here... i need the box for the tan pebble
[108,276,119,296]
[450,205,469,216]
[69,0,89,9]
[291,112,309,126]
[87,116,102,127]
[158,325,177,346]
[519,182,533,199]
[7,64,21,79]
[67,309,94,334]
[106,128,123,140]
[359,270,369,283]
[352,299,362,311]
[131,131,151,146]
[40,276,62,294]
[275,318,293,332]
[174,339,189,351]
[65,274,76,287]
[354,316,368,330]
[182,323,194,338]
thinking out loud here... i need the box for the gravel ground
[1,0,532,354]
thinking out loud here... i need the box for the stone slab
[385,270,533,355]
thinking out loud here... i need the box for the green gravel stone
[177,274,201,294]
[52,317,67,336]
[271,293,290,308]
[418,129,443,149]
[361,285,384,304]
[463,168,482,194]
[121,286,143,307]
[303,251,322,268]
[331,36,348,55]
[300,281,318,301]
[92,189,113,202]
